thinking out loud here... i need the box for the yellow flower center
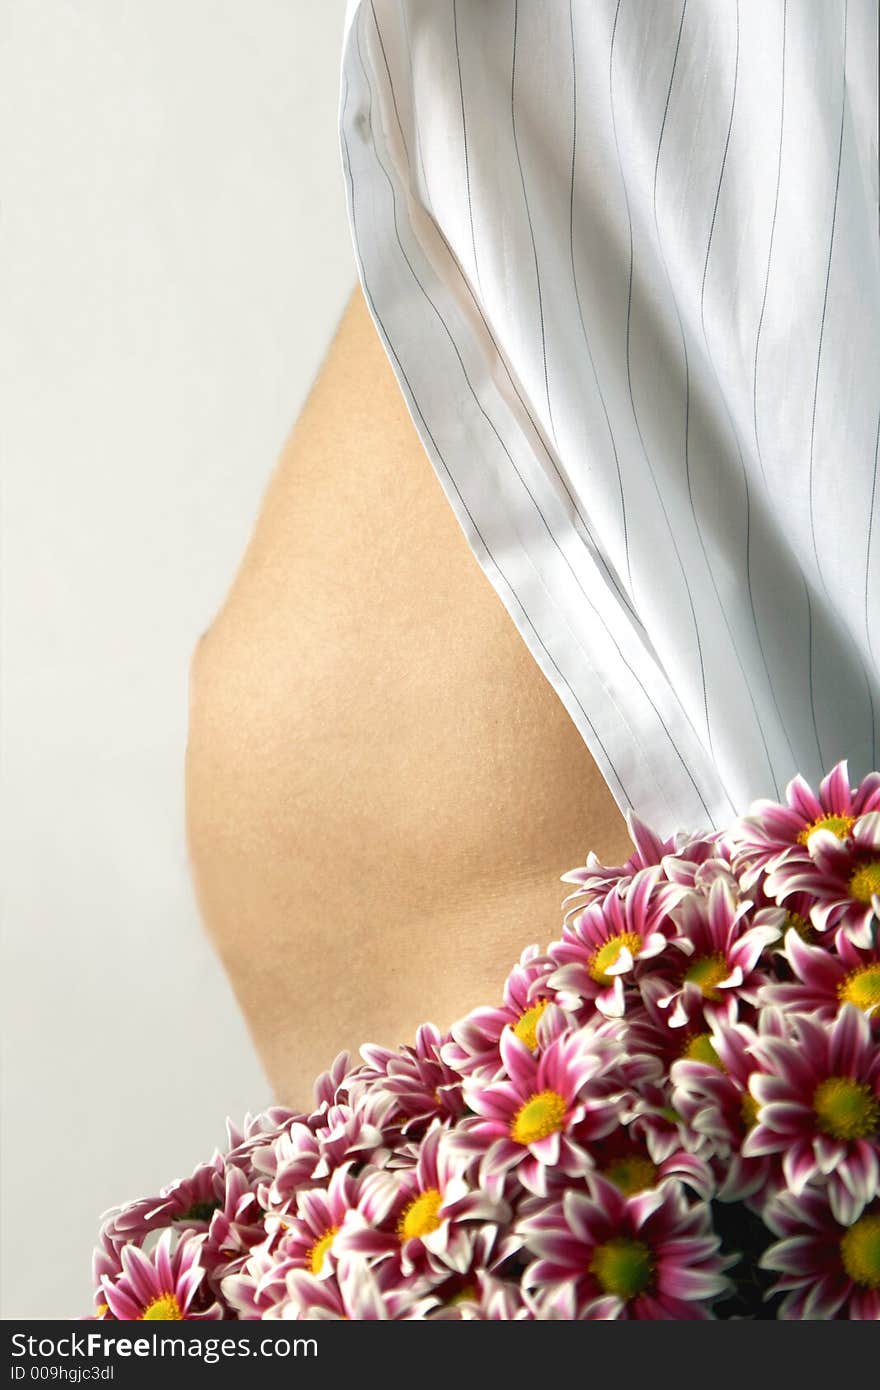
[838,965,880,1013]
[306,1226,339,1275]
[840,1214,880,1289]
[813,1076,879,1141]
[849,861,880,905]
[797,813,855,845]
[589,1239,654,1300]
[682,1033,723,1068]
[447,1285,478,1306]
[397,1189,443,1242]
[683,953,730,1000]
[510,1089,567,1146]
[140,1293,183,1321]
[589,932,642,985]
[785,911,815,941]
[94,1303,109,1319]
[740,1092,760,1131]
[513,1000,549,1052]
[602,1154,658,1196]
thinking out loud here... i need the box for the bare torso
[185,287,631,1107]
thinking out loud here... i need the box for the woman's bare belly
[185,286,631,1107]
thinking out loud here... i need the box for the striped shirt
[338,0,880,837]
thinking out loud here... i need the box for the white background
[1,0,354,1319]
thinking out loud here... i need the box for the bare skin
[185,285,631,1107]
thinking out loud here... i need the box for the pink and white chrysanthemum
[764,813,880,948]
[655,878,780,1029]
[547,868,682,1018]
[311,1092,399,1179]
[583,1125,714,1202]
[224,1107,301,1173]
[441,945,565,1079]
[277,1256,435,1320]
[311,1051,363,1112]
[561,814,678,909]
[760,1186,880,1320]
[518,1176,732,1318]
[730,762,880,881]
[101,1230,223,1321]
[199,1165,266,1287]
[759,926,880,1024]
[99,1153,228,1254]
[269,1163,363,1281]
[448,1026,623,1197]
[430,1271,534,1320]
[257,1123,322,1213]
[561,814,722,914]
[221,1240,293,1319]
[742,1006,880,1223]
[670,1013,787,1204]
[357,1025,465,1137]
[334,1124,510,1276]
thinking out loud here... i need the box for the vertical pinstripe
[338,0,880,837]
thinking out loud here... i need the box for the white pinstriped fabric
[338,0,880,837]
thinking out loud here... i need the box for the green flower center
[589,932,642,985]
[175,1200,220,1224]
[510,1090,567,1146]
[683,953,729,1000]
[840,1214,880,1289]
[590,1238,654,1300]
[838,965,880,1012]
[397,1190,443,1242]
[682,1033,723,1068]
[849,861,880,905]
[740,1091,760,1131]
[813,1076,879,1141]
[512,1000,549,1052]
[797,813,854,845]
[602,1154,658,1196]
[140,1293,182,1321]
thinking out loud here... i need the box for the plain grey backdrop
[1,0,354,1318]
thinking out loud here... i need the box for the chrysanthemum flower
[759,927,880,1023]
[91,761,880,1320]
[518,1176,732,1318]
[448,1026,623,1197]
[224,1107,301,1173]
[760,1185,880,1319]
[257,1123,322,1212]
[655,878,780,1029]
[731,762,880,881]
[101,1230,223,1321]
[270,1163,363,1280]
[358,1025,465,1137]
[742,1006,880,1222]
[430,1271,534,1320]
[277,1256,435,1320]
[765,813,880,948]
[311,1092,399,1179]
[561,814,678,907]
[441,946,564,1079]
[583,1126,714,1202]
[547,868,682,1018]
[334,1124,510,1276]
[99,1154,228,1254]
[311,1051,361,1112]
[670,1014,787,1204]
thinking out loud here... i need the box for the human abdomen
[185,287,631,1106]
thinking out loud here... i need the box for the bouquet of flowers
[91,763,880,1319]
